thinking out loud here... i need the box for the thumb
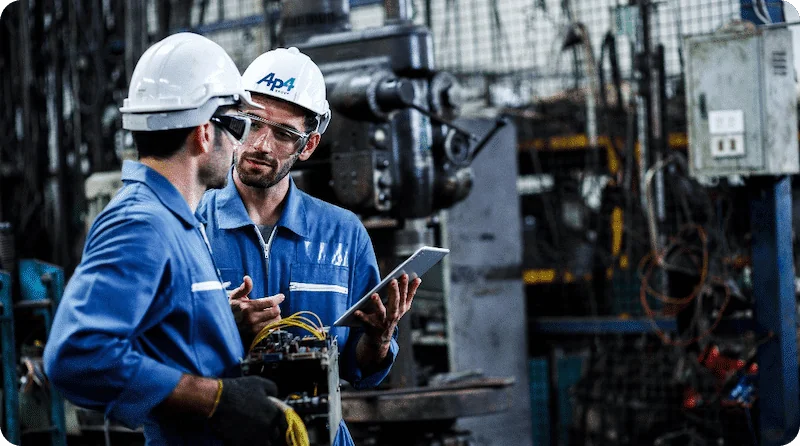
[229,275,253,301]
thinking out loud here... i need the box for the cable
[641,273,731,347]
[284,406,310,446]
[249,311,326,352]
[637,225,709,307]
[292,310,324,329]
[644,153,685,255]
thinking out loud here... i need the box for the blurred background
[1,0,800,445]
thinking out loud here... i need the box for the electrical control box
[242,330,341,446]
[685,26,798,177]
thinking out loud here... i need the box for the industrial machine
[279,0,504,226]
[270,1,516,444]
[684,22,800,445]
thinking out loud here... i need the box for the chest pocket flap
[289,263,350,326]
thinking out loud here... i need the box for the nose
[252,131,273,154]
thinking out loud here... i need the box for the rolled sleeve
[43,215,182,428]
[107,357,183,427]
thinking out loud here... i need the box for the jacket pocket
[289,263,350,327]
[218,268,243,296]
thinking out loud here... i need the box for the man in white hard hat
[197,47,420,445]
[44,33,299,445]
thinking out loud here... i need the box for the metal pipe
[91,0,105,171]
[19,0,33,187]
[385,0,412,23]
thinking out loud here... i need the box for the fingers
[369,293,387,322]
[406,277,422,310]
[353,310,370,324]
[248,294,285,311]
[354,294,386,328]
[229,276,253,301]
[385,278,402,321]
[240,294,284,333]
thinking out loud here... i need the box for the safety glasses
[210,113,252,145]
[236,112,311,152]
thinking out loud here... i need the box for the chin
[206,177,228,190]
[241,174,275,189]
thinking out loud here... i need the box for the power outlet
[710,134,745,158]
[708,110,745,159]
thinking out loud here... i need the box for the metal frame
[0,271,19,444]
[186,0,384,35]
[17,260,67,446]
[739,2,800,444]
[529,317,677,334]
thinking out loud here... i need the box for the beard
[235,150,299,189]
[200,138,232,190]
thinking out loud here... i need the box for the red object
[683,387,702,409]
[698,345,746,381]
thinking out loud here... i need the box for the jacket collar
[121,160,198,228]
[216,168,307,238]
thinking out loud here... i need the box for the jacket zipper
[253,224,279,284]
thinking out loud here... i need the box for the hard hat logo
[242,47,331,134]
[257,73,297,93]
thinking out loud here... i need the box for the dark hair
[132,127,194,159]
[304,113,318,133]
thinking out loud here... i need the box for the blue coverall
[197,171,399,446]
[43,161,244,445]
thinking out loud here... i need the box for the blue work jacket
[197,171,398,446]
[44,161,244,445]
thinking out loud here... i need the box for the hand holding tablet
[334,246,450,327]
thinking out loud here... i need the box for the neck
[140,155,205,212]
[233,170,290,226]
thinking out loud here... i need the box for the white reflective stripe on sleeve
[289,282,348,295]
[191,281,225,292]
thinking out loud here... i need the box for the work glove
[268,397,310,446]
[207,375,289,446]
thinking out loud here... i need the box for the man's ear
[188,122,214,155]
[297,133,321,161]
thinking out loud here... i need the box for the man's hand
[157,375,290,445]
[229,276,284,347]
[354,274,421,363]
[208,375,289,446]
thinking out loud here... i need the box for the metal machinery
[274,0,514,444]
[279,0,504,225]
[685,22,799,445]
[0,258,68,446]
[518,1,799,444]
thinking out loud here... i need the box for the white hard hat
[242,47,331,134]
[120,32,261,131]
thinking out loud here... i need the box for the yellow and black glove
[207,375,291,446]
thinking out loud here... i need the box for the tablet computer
[333,246,450,327]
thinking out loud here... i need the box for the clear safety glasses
[236,112,311,152]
